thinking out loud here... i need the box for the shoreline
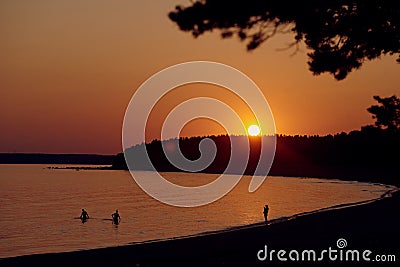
[129,186,398,245]
[2,188,399,266]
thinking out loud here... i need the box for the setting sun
[248,125,261,136]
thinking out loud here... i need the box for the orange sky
[1,0,399,154]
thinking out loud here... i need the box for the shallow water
[0,164,393,258]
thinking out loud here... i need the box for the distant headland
[0,153,114,165]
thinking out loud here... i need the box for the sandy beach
[2,189,399,267]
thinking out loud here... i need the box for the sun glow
[248,125,261,136]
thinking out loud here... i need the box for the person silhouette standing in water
[263,204,269,224]
[80,208,89,223]
[111,209,121,225]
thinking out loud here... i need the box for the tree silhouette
[367,95,400,133]
[169,0,400,80]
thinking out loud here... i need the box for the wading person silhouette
[263,204,269,224]
[111,209,121,225]
[80,208,89,223]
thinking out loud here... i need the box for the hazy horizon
[0,130,380,155]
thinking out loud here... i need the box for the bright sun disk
[248,125,261,136]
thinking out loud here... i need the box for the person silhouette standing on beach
[111,209,121,225]
[263,204,269,224]
[80,208,89,223]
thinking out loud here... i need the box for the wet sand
[2,190,400,267]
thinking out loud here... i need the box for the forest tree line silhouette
[112,130,398,185]
[113,95,399,185]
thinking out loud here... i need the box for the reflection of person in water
[263,204,269,224]
[80,208,89,223]
[111,209,121,225]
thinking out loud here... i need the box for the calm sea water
[0,164,393,258]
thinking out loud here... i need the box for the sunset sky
[1,0,399,154]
